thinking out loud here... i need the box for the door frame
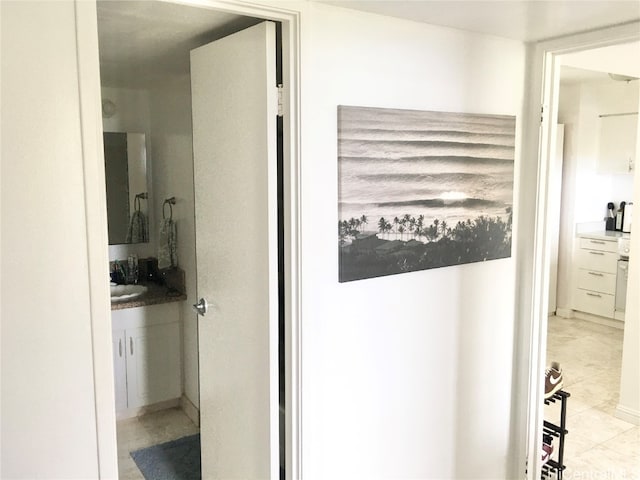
[74,0,302,478]
[518,21,640,479]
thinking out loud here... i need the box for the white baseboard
[116,397,180,420]
[554,308,574,319]
[615,404,640,426]
[574,310,624,330]
[180,394,200,427]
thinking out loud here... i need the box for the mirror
[103,132,150,245]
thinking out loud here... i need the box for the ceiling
[98,0,640,89]
[315,0,640,43]
[97,1,259,88]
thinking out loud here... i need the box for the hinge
[540,105,544,123]
[277,84,284,117]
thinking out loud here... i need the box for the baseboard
[116,397,181,420]
[573,310,624,330]
[180,394,200,427]
[615,404,640,426]
[554,308,574,319]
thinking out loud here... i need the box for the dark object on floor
[131,434,201,480]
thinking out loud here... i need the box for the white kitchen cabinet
[111,303,182,414]
[597,114,637,174]
[573,236,618,318]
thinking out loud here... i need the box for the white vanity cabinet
[597,114,637,174]
[573,236,618,318]
[112,303,181,415]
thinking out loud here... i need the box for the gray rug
[131,434,201,480]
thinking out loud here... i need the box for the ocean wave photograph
[338,105,516,282]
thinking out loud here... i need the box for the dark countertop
[110,282,187,310]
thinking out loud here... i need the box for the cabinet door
[112,329,128,412]
[597,115,637,174]
[126,323,181,409]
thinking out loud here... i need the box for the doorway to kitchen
[523,23,640,480]
[543,48,638,476]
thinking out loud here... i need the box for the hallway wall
[299,3,525,478]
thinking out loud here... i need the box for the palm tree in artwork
[433,218,440,240]
[398,225,405,241]
[378,217,388,238]
[440,219,448,239]
[416,215,425,241]
[360,215,368,233]
[393,217,400,239]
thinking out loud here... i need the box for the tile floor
[546,315,640,479]
[116,407,199,480]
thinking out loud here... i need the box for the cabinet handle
[119,338,122,357]
[588,271,604,277]
[130,337,133,356]
[586,292,602,298]
[589,251,605,256]
[589,240,605,245]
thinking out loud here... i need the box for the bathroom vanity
[111,281,186,418]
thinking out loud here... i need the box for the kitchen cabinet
[573,236,618,318]
[111,303,181,414]
[597,114,637,174]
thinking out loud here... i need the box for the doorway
[524,23,640,480]
[88,0,299,478]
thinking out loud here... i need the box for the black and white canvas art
[338,105,516,282]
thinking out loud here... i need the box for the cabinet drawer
[574,289,615,318]
[579,237,618,253]
[577,269,617,294]
[577,248,618,273]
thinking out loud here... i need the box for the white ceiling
[98,0,640,89]
[315,0,640,43]
[97,1,259,88]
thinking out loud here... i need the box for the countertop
[577,230,630,241]
[110,282,187,310]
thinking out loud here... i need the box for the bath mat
[130,434,201,480]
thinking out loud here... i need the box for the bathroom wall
[299,4,524,477]
[148,77,199,412]
[555,78,638,310]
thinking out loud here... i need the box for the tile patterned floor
[546,315,640,479]
[117,407,199,480]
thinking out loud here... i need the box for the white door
[191,22,279,479]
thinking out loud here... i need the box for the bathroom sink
[110,284,148,301]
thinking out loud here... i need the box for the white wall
[555,79,638,310]
[1,1,529,477]
[149,77,199,410]
[0,2,101,477]
[300,4,524,478]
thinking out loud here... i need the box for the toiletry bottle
[127,254,138,284]
[616,202,626,231]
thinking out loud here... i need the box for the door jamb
[75,0,303,478]
[520,21,640,479]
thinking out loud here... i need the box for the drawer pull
[586,292,602,298]
[588,272,604,277]
[590,240,606,245]
[589,251,605,256]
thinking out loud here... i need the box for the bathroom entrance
[94,1,296,478]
